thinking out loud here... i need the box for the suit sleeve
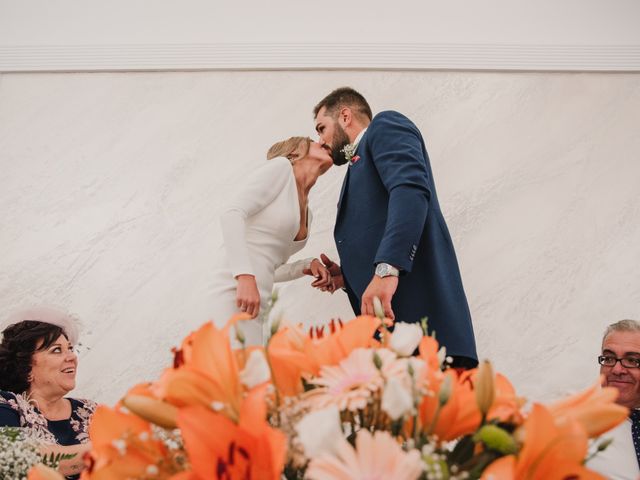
[220,157,292,278]
[368,112,431,272]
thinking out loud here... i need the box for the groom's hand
[303,258,332,289]
[361,276,398,321]
[320,253,344,293]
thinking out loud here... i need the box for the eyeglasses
[598,355,640,369]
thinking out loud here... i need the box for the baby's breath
[0,428,43,480]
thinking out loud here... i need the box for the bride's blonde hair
[267,136,311,163]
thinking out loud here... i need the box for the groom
[313,87,478,368]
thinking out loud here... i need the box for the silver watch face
[375,263,398,277]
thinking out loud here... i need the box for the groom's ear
[339,107,353,127]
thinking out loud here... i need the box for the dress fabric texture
[0,390,96,480]
[205,157,312,345]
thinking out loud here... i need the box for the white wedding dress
[206,157,313,345]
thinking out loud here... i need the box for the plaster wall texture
[2,0,638,45]
[0,71,638,404]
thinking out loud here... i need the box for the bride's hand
[320,253,344,293]
[304,258,332,289]
[235,274,261,318]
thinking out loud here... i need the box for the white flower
[146,464,159,476]
[340,143,357,162]
[294,405,342,458]
[389,322,423,357]
[112,439,127,455]
[381,376,414,420]
[239,349,271,388]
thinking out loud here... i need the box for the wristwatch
[375,262,400,278]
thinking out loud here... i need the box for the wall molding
[2,43,640,73]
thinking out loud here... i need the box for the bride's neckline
[289,163,310,243]
[293,206,309,242]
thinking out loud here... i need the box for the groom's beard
[331,125,351,166]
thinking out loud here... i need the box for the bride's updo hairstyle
[267,136,311,163]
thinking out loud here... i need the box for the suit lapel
[336,167,350,219]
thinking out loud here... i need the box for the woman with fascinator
[205,137,334,345]
[0,307,96,479]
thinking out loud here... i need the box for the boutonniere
[340,143,360,165]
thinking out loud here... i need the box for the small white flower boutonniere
[340,143,361,165]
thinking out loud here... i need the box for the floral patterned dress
[0,390,96,479]
[0,390,95,445]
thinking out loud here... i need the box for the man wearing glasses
[589,319,640,479]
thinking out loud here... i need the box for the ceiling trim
[2,43,639,72]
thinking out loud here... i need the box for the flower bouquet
[0,427,76,480]
[29,306,628,479]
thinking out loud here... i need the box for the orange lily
[417,335,442,372]
[268,322,318,396]
[481,403,605,479]
[546,380,628,438]
[84,405,185,479]
[308,315,381,367]
[419,369,524,442]
[268,316,381,396]
[157,319,244,420]
[177,384,287,480]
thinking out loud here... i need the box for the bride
[207,136,334,345]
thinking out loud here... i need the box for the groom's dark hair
[313,87,373,122]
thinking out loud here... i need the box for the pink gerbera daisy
[307,348,384,411]
[305,429,423,480]
[304,348,392,411]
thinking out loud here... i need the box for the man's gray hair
[602,319,640,344]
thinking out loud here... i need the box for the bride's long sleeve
[219,158,292,279]
[273,257,314,283]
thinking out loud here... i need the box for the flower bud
[270,314,283,336]
[235,325,246,345]
[437,346,447,366]
[239,349,271,389]
[122,395,178,429]
[373,351,383,370]
[438,374,453,406]
[382,377,414,420]
[373,296,385,319]
[389,322,423,357]
[597,437,614,452]
[473,424,518,454]
[475,360,495,417]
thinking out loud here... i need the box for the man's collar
[353,128,367,148]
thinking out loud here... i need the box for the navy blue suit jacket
[334,111,477,361]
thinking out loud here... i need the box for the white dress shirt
[588,418,640,479]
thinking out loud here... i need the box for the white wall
[3,0,639,45]
[1,70,638,405]
[1,0,640,71]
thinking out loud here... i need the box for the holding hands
[310,253,398,321]
[306,253,345,293]
[303,257,333,290]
